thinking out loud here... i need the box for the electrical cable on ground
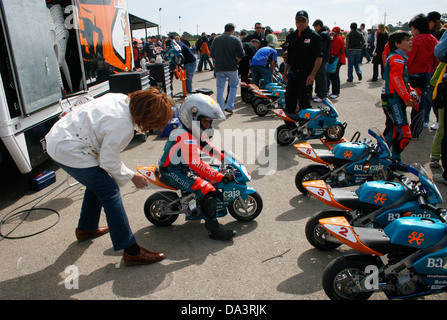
[0,175,78,241]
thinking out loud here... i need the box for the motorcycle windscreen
[0,0,61,115]
[76,0,132,88]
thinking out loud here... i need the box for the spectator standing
[426,11,445,130]
[370,24,389,82]
[250,44,278,86]
[133,41,141,69]
[432,30,447,184]
[407,14,439,139]
[242,22,268,47]
[346,22,365,82]
[360,23,371,63]
[45,89,173,266]
[197,35,214,72]
[283,10,323,114]
[178,41,197,93]
[312,19,332,101]
[239,39,260,84]
[210,23,245,114]
[327,26,346,99]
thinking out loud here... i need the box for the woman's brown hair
[128,88,174,133]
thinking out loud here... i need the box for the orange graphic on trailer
[374,193,387,204]
[76,0,132,85]
[408,231,424,246]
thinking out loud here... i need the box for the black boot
[205,220,236,241]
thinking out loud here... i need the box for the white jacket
[45,93,135,186]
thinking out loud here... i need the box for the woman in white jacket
[45,88,173,266]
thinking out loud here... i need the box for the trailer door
[0,0,61,115]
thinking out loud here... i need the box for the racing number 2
[338,227,349,237]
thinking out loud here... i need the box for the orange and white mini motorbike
[303,163,443,251]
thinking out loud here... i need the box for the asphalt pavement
[1,59,446,306]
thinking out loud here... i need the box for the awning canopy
[129,13,158,30]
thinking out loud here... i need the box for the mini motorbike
[294,128,395,194]
[136,150,263,227]
[319,172,447,299]
[163,40,184,66]
[273,98,345,146]
[304,163,444,251]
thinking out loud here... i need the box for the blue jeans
[251,65,272,86]
[184,61,197,93]
[346,49,362,81]
[54,162,136,251]
[216,70,239,111]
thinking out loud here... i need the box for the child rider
[381,31,419,171]
[158,93,236,241]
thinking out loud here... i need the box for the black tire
[324,123,345,142]
[253,99,270,116]
[305,209,350,250]
[322,254,383,300]
[174,54,185,65]
[241,90,254,103]
[276,124,295,146]
[228,192,263,221]
[143,191,180,226]
[295,165,331,194]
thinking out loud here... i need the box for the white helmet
[178,93,225,139]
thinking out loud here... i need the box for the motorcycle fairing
[375,201,437,226]
[303,180,353,210]
[136,166,177,190]
[356,181,406,206]
[331,142,369,161]
[272,109,295,122]
[294,143,333,165]
[319,216,384,255]
[384,217,447,249]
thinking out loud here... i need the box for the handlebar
[418,195,446,222]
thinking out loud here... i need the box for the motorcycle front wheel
[276,124,295,146]
[324,123,345,141]
[305,209,350,250]
[228,192,263,221]
[143,191,180,226]
[295,165,331,194]
[322,254,383,300]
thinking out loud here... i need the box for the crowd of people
[131,11,447,183]
[51,10,445,267]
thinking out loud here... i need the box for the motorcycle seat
[314,149,336,163]
[330,189,381,210]
[155,168,179,190]
[352,227,391,254]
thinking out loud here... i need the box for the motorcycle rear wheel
[324,123,345,141]
[276,124,295,146]
[295,165,331,194]
[253,99,270,116]
[305,209,350,250]
[322,254,382,300]
[228,192,263,221]
[143,191,180,226]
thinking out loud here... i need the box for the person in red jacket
[407,14,439,139]
[327,26,346,99]
[381,31,419,171]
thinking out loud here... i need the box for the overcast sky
[128,0,445,38]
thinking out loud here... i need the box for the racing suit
[381,49,414,161]
[159,127,226,220]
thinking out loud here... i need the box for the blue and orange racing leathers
[158,127,225,218]
[381,49,415,161]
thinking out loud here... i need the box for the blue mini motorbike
[273,98,345,146]
[137,150,263,227]
[319,166,447,300]
[295,128,395,194]
[303,163,444,251]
